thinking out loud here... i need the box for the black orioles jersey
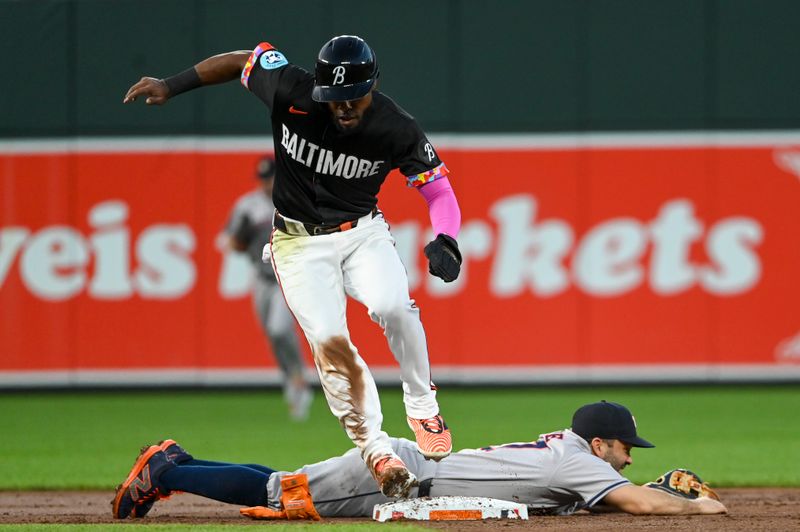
[240,42,449,225]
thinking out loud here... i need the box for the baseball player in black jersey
[124,35,462,499]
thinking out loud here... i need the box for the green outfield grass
[1,386,799,491]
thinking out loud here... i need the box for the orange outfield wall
[1,139,799,377]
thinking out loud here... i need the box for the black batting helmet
[312,35,379,102]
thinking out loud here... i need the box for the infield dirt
[1,489,798,530]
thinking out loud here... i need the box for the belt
[273,208,379,237]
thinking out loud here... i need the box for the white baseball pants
[269,213,440,465]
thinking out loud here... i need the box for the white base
[372,496,528,522]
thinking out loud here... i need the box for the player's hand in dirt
[123,77,170,105]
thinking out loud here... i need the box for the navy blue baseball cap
[571,401,655,448]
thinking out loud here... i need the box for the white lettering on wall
[392,195,763,299]
[490,195,574,297]
[134,225,196,298]
[21,227,89,300]
[0,195,765,301]
[574,219,646,296]
[649,200,703,294]
[1,200,196,300]
[0,228,28,287]
[699,218,763,294]
[89,200,133,298]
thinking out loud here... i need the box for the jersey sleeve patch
[406,162,450,188]
[241,42,279,90]
[259,49,289,70]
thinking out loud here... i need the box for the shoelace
[136,487,162,504]
[420,416,445,434]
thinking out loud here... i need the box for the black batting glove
[424,234,462,283]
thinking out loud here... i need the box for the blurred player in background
[224,155,312,421]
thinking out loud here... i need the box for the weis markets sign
[1,196,761,301]
[0,140,797,373]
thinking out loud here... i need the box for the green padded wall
[2,0,798,136]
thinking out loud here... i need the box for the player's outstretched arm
[123,51,251,105]
[601,485,727,515]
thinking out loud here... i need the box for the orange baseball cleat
[407,414,452,460]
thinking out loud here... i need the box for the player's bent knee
[369,300,418,326]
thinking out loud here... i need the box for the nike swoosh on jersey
[289,106,309,115]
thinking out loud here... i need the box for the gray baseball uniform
[225,189,307,394]
[226,189,277,284]
[265,429,630,517]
